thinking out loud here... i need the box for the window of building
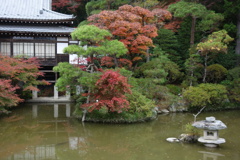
[35,43,45,58]
[46,43,55,58]
[1,40,56,58]
[13,42,24,56]
[24,43,34,57]
[0,42,11,56]
[57,43,68,54]
[13,42,34,57]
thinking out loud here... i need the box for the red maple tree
[88,5,158,66]
[52,0,82,11]
[153,0,181,32]
[0,79,22,108]
[101,56,132,68]
[81,70,132,113]
[0,55,49,107]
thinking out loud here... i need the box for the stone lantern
[192,116,227,147]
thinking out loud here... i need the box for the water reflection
[0,104,239,160]
[0,103,78,160]
[7,145,56,160]
[32,104,71,118]
[199,151,224,160]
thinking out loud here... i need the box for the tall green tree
[64,25,128,69]
[168,1,224,46]
[85,0,130,16]
[59,25,128,112]
[184,53,202,86]
[196,30,233,82]
[131,0,159,9]
[65,25,111,66]
[101,40,128,67]
[153,29,181,66]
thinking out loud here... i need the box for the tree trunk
[190,16,197,46]
[107,1,111,10]
[235,11,240,66]
[202,54,208,83]
[190,70,193,86]
[193,106,206,122]
[90,54,94,64]
[82,64,94,122]
[113,55,119,68]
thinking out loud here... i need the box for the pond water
[0,103,240,160]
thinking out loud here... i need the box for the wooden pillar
[66,104,71,117]
[32,105,38,118]
[54,86,58,99]
[54,104,59,118]
[32,86,38,99]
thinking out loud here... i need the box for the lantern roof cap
[192,117,227,130]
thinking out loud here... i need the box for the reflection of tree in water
[0,115,42,159]
[55,113,196,160]
[56,119,158,160]
[1,104,239,159]
[0,103,74,160]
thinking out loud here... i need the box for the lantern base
[198,137,226,147]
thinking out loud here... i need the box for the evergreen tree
[168,1,224,46]
[153,29,182,67]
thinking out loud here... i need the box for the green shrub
[206,64,227,83]
[198,83,228,105]
[185,123,200,136]
[212,46,238,70]
[133,78,177,109]
[183,86,210,107]
[220,80,233,86]
[183,83,228,109]
[73,90,157,123]
[126,90,155,118]
[227,67,240,81]
[228,78,240,103]
[166,84,182,95]
[134,56,183,84]
[134,58,167,85]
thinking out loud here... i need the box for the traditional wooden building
[0,0,80,99]
[0,0,78,84]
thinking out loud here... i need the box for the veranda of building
[0,0,79,99]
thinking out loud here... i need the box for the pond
[0,103,239,160]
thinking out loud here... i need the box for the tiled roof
[0,25,75,34]
[0,0,74,21]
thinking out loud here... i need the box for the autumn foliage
[88,5,158,63]
[52,0,82,12]
[81,70,132,113]
[0,79,22,108]
[101,56,132,68]
[0,55,49,109]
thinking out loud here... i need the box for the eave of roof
[0,0,75,22]
[0,25,75,36]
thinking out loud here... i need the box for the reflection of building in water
[4,104,88,160]
[32,103,71,118]
[5,138,88,160]
[6,145,56,160]
[199,151,224,160]
[69,137,88,155]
